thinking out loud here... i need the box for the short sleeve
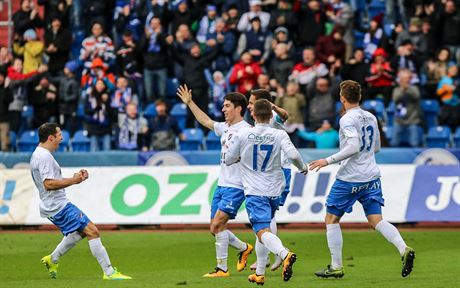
[214,122,226,136]
[39,157,59,182]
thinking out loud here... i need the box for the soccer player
[225,99,308,285]
[247,89,290,271]
[30,123,131,280]
[176,85,253,277]
[308,80,416,279]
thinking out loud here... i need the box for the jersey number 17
[252,144,273,171]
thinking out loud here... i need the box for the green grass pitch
[0,230,459,288]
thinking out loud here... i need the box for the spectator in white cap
[237,0,270,32]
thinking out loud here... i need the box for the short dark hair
[224,92,247,116]
[340,80,361,104]
[38,123,59,143]
[250,89,272,102]
[253,99,272,122]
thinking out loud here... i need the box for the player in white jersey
[225,99,308,285]
[247,89,292,271]
[176,85,253,277]
[309,80,415,279]
[30,123,131,280]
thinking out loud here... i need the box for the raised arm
[272,103,289,122]
[43,169,88,191]
[176,84,215,130]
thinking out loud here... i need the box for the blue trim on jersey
[210,186,245,220]
[326,178,384,217]
[246,195,280,233]
[48,203,90,236]
[275,115,284,124]
[278,168,291,207]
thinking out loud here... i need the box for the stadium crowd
[0,0,459,152]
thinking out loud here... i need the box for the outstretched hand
[177,84,193,105]
[308,159,328,172]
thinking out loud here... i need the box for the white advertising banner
[0,165,421,225]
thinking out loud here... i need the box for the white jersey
[214,120,251,189]
[30,146,69,218]
[269,110,291,168]
[225,124,304,197]
[336,107,381,182]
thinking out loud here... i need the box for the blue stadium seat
[368,0,385,18]
[421,99,440,129]
[8,131,17,151]
[180,128,204,151]
[382,126,393,144]
[20,105,34,132]
[143,103,157,119]
[386,101,395,127]
[206,131,221,150]
[17,130,39,152]
[454,127,460,148]
[57,130,70,152]
[426,126,451,148]
[72,130,91,152]
[171,103,187,131]
[362,100,385,120]
[166,78,179,98]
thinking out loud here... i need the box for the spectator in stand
[434,0,460,62]
[147,99,185,151]
[117,102,148,151]
[0,46,13,73]
[113,0,143,44]
[325,0,354,61]
[44,17,72,76]
[274,81,306,142]
[269,42,295,88]
[391,69,423,147]
[206,18,236,74]
[81,58,116,100]
[365,48,394,103]
[80,21,115,75]
[30,76,58,128]
[56,61,80,134]
[395,17,427,56]
[38,0,72,28]
[254,73,272,91]
[222,4,240,33]
[289,48,328,94]
[140,16,169,102]
[229,51,263,95]
[306,77,336,130]
[82,0,109,32]
[145,0,172,32]
[297,119,339,149]
[12,0,44,36]
[205,70,229,121]
[341,48,368,88]
[172,24,196,81]
[237,0,270,32]
[171,0,194,34]
[391,40,421,85]
[296,0,326,49]
[425,48,451,98]
[269,0,297,33]
[84,79,115,151]
[237,16,272,64]
[0,71,13,151]
[112,76,138,115]
[437,63,460,130]
[315,25,346,68]
[13,29,44,74]
[196,5,218,45]
[363,14,387,61]
[270,26,293,53]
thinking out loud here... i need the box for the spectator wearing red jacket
[315,26,346,68]
[229,52,262,95]
[365,48,394,103]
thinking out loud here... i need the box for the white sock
[375,220,407,256]
[270,218,277,235]
[51,231,83,263]
[327,224,343,269]
[255,238,269,275]
[226,230,246,251]
[260,232,288,260]
[88,238,115,276]
[254,235,270,264]
[215,231,229,271]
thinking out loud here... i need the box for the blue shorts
[326,178,384,217]
[210,186,245,220]
[48,202,91,236]
[278,168,291,207]
[245,195,280,233]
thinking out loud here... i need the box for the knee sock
[327,224,343,269]
[51,231,83,263]
[215,231,229,271]
[260,232,288,260]
[375,220,407,256]
[88,238,115,276]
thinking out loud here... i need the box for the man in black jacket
[0,72,13,151]
[44,17,72,76]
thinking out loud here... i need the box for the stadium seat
[368,0,386,18]
[8,131,17,151]
[166,78,179,98]
[57,130,70,152]
[386,101,395,127]
[421,99,440,129]
[206,130,221,150]
[180,128,204,151]
[426,126,452,148]
[20,105,34,132]
[17,130,39,152]
[454,127,460,148]
[143,103,157,119]
[362,100,385,120]
[382,126,392,144]
[171,103,187,131]
[72,130,91,152]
